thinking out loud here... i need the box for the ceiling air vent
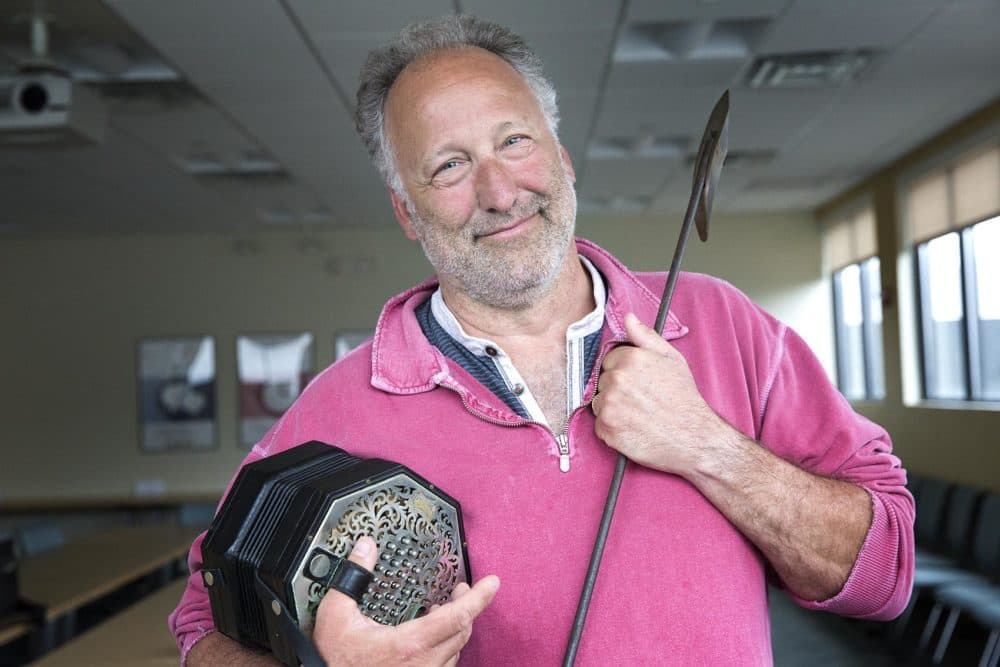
[746,51,874,88]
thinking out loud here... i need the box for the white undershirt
[429,257,606,429]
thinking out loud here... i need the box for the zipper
[556,434,570,472]
[439,377,577,473]
[583,334,628,404]
[438,333,629,474]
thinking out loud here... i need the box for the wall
[578,210,833,374]
[0,211,827,501]
[818,98,1000,492]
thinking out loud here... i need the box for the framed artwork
[237,332,315,448]
[137,336,217,452]
[335,330,373,360]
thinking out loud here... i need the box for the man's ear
[559,144,576,184]
[389,188,419,241]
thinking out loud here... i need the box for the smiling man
[171,15,914,667]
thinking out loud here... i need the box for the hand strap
[253,556,375,667]
[254,573,328,667]
[323,558,374,604]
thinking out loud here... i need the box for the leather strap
[326,558,374,604]
[254,574,328,667]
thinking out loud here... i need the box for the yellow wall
[0,212,826,501]
[818,97,1000,492]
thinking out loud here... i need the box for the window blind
[906,144,1000,243]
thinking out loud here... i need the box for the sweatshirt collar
[370,238,688,394]
[428,255,607,358]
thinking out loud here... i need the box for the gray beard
[410,173,577,310]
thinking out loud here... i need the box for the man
[171,15,913,666]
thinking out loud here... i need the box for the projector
[0,72,107,145]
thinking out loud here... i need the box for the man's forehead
[390,46,523,97]
[384,46,538,145]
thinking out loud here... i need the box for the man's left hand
[592,312,736,476]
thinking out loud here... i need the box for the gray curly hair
[355,15,561,199]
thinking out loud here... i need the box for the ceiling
[0,0,997,237]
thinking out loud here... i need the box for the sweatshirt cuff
[788,487,907,620]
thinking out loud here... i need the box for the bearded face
[405,153,577,310]
[384,47,580,310]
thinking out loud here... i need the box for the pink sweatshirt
[170,239,914,666]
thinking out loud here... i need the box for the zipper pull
[557,434,570,473]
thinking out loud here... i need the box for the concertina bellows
[200,441,471,666]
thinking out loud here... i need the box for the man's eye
[437,160,460,174]
[504,135,527,147]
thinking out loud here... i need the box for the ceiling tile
[106,0,296,50]
[759,4,942,54]
[872,0,1000,83]
[726,87,838,153]
[111,101,257,160]
[606,59,747,91]
[313,33,392,104]
[518,28,616,95]
[579,157,679,198]
[556,91,599,166]
[286,0,454,36]
[461,0,623,32]
[627,0,789,23]
[594,83,723,138]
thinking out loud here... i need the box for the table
[0,621,31,646]
[0,495,219,516]
[13,524,200,654]
[20,524,200,623]
[31,579,185,666]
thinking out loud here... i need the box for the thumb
[315,536,378,627]
[624,312,672,355]
[346,535,378,572]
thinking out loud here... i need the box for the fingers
[416,575,500,648]
[315,536,377,621]
[450,581,471,600]
[623,312,673,355]
[411,575,499,664]
[346,535,378,570]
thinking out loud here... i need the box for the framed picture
[137,336,217,452]
[237,332,315,448]
[335,330,373,360]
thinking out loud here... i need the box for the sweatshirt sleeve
[756,324,915,620]
[167,530,215,664]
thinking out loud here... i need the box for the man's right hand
[313,536,500,667]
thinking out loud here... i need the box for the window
[833,258,886,400]
[907,144,1000,401]
[825,207,885,400]
[916,217,1000,400]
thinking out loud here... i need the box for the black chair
[14,524,64,557]
[964,600,1000,667]
[923,484,986,568]
[893,478,969,639]
[914,477,952,563]
[922,493,1000,665]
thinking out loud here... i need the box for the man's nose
[475,159,517,214]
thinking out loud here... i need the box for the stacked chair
[921,493,1000,665]
[901,474,1000,666]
